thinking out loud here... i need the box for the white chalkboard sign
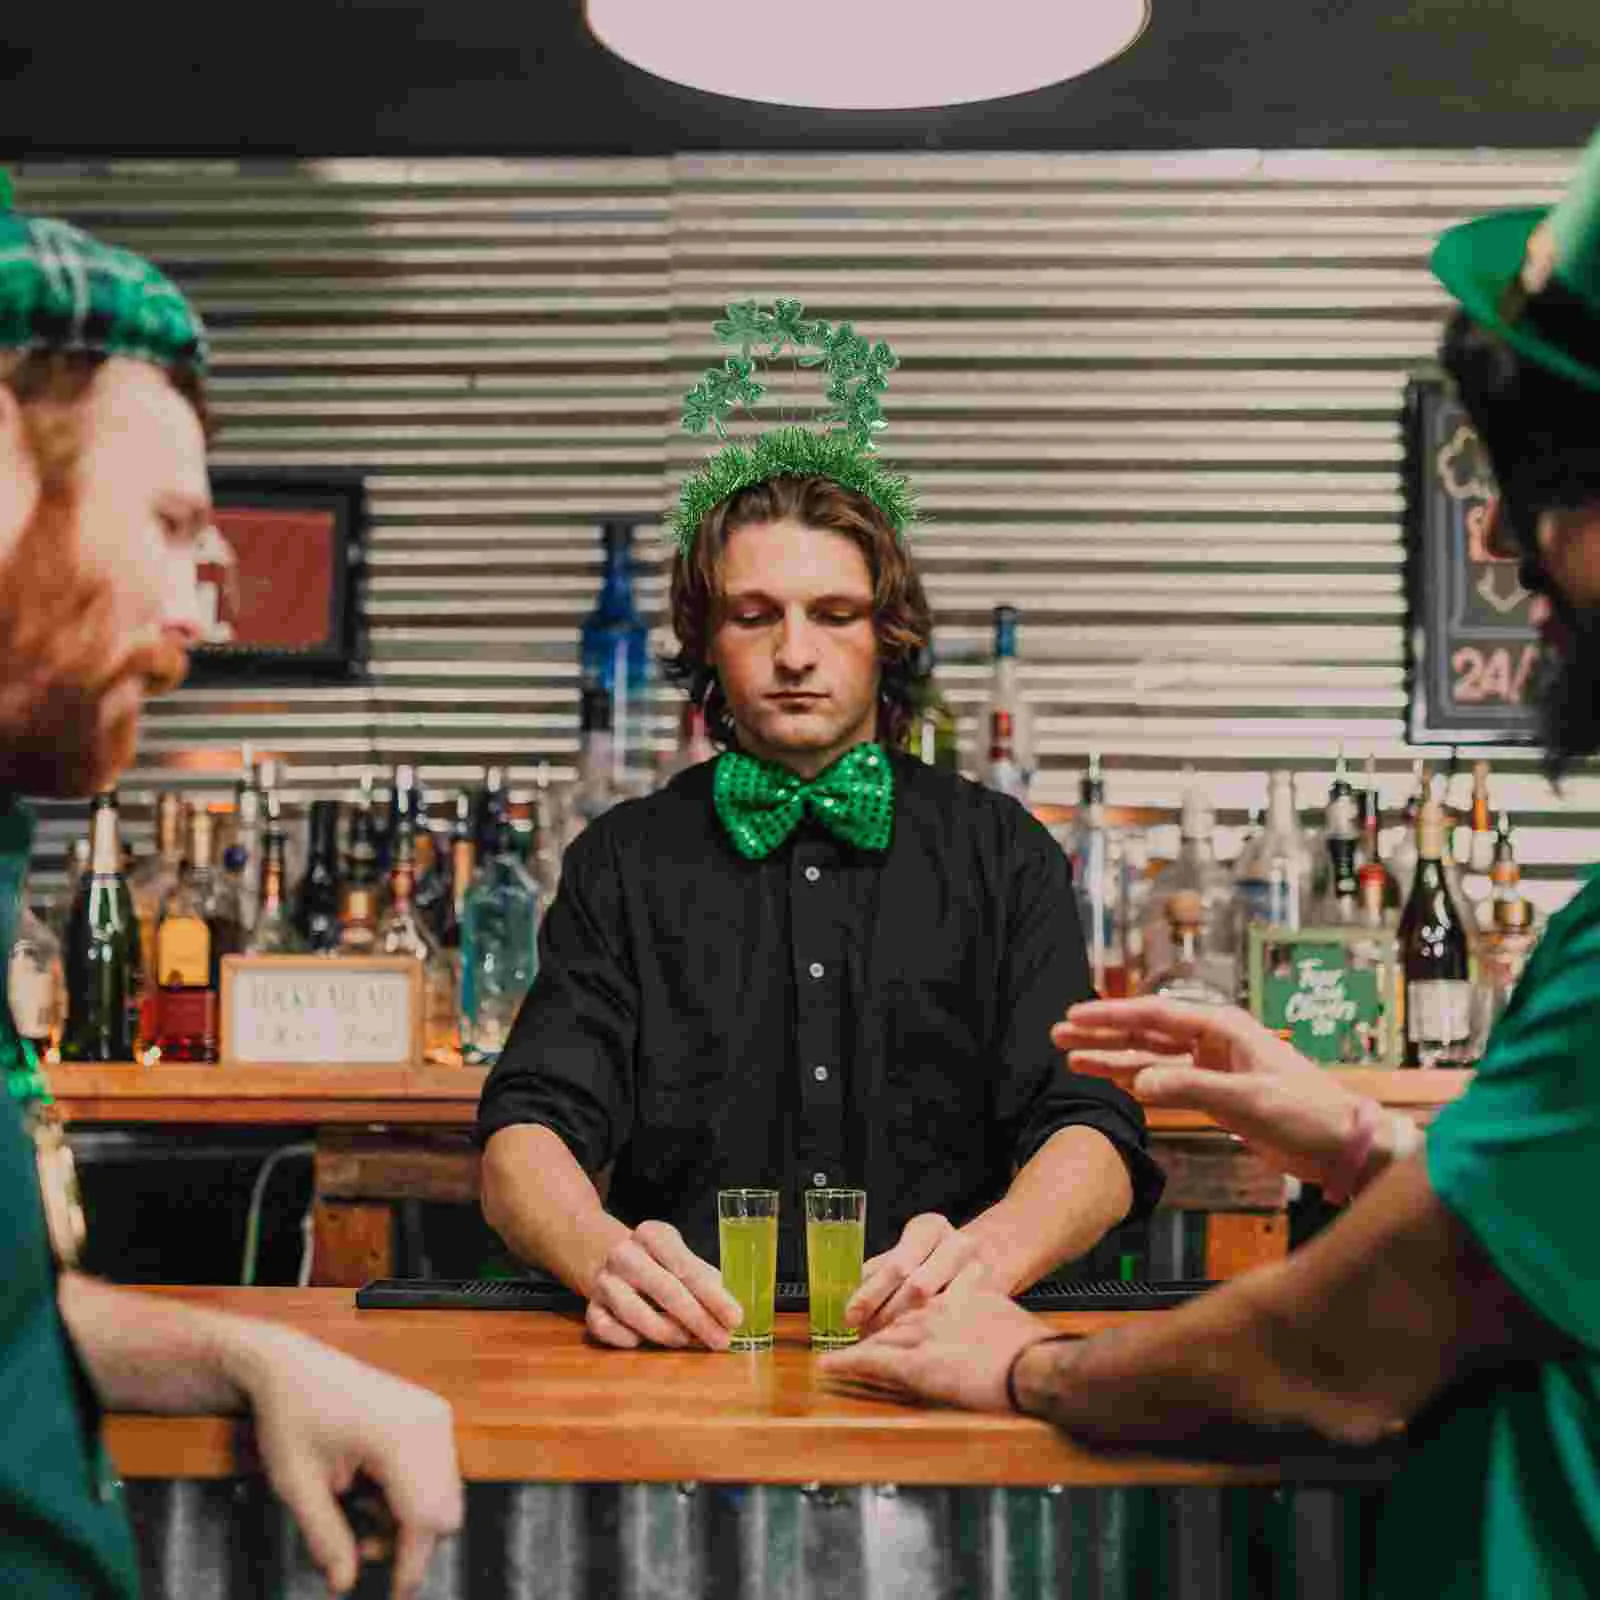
[220,955,423,1068]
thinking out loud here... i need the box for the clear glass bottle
[580,518,652,792]
[1398,792,1474,1068]
[153,809,241,1063]
[1145,891,1234,1006]
[1068,754,1116,992]
[225,742,265,938]
[1143,781,1237,996]
[9,882,64,1058]
[1389,759,1427,905]
[245,812,304,956]
[902,642,961,773]
[460,814,542,1066]
[570,686,618,840]
[378,826,458,1063]
[984,708,1028,803]
[976,605,1033,797]
[1119,830,1153,996]
[130,791,188,1044]
[1233,771,1312,945]
[1459,760,1497,923]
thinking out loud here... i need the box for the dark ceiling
[3,0,1598,160]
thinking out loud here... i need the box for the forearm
[1011,1151,1570,1448]
[962,1126,1134,1293]
[480,1123,629,1296]
[58,1272,297,1415]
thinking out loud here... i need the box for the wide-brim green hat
[1431,128,1600,394]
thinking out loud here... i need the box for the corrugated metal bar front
[125,1478,1386,1600]
[9,150,1594,913]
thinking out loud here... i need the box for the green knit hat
[1431,126,1600,394]
[0,174,207,372]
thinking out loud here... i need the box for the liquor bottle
[61,793,140,1062]
[984,708,1028,803]
[460,812,542,1066]
[224,743,265,937]
[1388,760,1427,904]
[245,807,304,955]
[1320,751,1361,922]
[378,826,457,1062]
[9,882,64,1057]
[1068,754,1115,992]
[571,686,617,838]
[1356,759,1402,914]
[1470,814,1536,1054]
[977,606,1033,797]
[472,766,510,866]
[1398,793,1474,1068]
[293,800,343,954]
[1144,892,1233,1006]
[49,838,91,944]
[441,790,475,952]
[580,518,651,791]
[382,762,424,876]
[1143,780,1236,994]
[129,791,188,1043]
[338,782,381,956]
[1232,771,1310,946]
[153,809,241,1063]
[1118,830,1153,996]
[1458,760,1498,918]
[902,642,960,773]
[411,807,451,947]
[526,764,563,903]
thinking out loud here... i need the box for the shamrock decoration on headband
[669,298,917,557]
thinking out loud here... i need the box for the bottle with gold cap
[1398,785,1473,1067]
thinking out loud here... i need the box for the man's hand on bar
[825,1263,1058,1411]
[846,1213,995,1335]
[1053,998,1385,1192]
[231,1322,463,1599]
[583,1219,743,1350]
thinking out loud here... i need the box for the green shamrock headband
[669,298,917,558]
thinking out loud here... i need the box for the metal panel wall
[10,151,1591,909]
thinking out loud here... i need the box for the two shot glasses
[717,1186,866,1352]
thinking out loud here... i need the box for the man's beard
[0,486,188,798]
[1531,588,1600,785]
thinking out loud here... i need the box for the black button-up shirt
[477,749,1164,1278]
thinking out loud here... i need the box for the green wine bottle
[61,791,139,1062]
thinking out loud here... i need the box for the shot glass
[804,1188,866,1350]
[717,1189,780,1352]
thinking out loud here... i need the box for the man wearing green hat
[0,177,462,1598]
[827,132,1600,1595]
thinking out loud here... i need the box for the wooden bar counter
[109,1287,1397,1600]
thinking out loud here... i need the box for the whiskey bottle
[337,784,381,956]
[154,809,241,1063]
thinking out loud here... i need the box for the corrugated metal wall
[11,150,1592,911]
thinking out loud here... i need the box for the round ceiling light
[585,0,1151,111]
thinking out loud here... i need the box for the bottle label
[1236,877,1298,928]
[1406,980,1473,1044]
[8,951,54,1039]
[157,917,211,987]
[156,988,217,1043]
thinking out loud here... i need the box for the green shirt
[0,796,140,1599]
[1377,875,1600,1598]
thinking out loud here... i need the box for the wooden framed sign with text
[220,956,422,1069]
[1404,375,1539,745]
[1246,925,1400,1068]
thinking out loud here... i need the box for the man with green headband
[479,303,1163,1351]
[827,131,1600,1596]
[0,180,461,1598]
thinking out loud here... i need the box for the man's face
[1484,492,1600,779]
[707,517,881,779]
[0,357,209,796]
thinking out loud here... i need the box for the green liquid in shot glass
[806,1217,865,1349]
[719,1214,778,1351]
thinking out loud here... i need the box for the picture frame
[219,955,422,1069]
[1403,374,1539,746]
[1245,923,1400,1068]
[184,468,366,684]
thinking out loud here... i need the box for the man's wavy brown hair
[664,474,932,750]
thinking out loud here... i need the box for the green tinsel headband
[669,298,917,557]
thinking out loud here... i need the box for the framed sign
[220,955,422,1069]
[186,469,366,684]
[1246,925,1400,1067]
[1404,375,1539,745]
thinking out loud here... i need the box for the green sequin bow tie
[714,743,895,861]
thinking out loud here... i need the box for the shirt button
[813,1064,829,1082]
[808,961,825,979]
[812,1172,828,1188]
[804,866,821,883]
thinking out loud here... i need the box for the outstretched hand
[1054,998,1368,1191]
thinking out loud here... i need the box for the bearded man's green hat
[1431,126,1600,394]
[0,169,207,371]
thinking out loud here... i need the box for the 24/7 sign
[1405,377,1539,744]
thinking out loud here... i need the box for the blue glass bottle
[459,815,542,1066]
[579,519,651,784]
